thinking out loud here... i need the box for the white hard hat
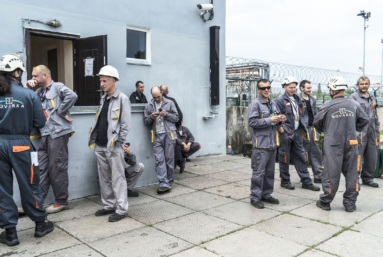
[282,76,298,86]
[327,76,348,91]
[0,55,26,72]
[96,65,119,81]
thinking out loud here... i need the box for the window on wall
[126,25,151,65]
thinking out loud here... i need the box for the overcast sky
[226,0,383,76]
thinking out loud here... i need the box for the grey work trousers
[125,163,145,190]
[358,128,378,184]
[320,143,359,207]
[154,133,175,189]
[39,134,70,206]
[278,129,313,186]
[303,127,323,180]
[95,144,128,215]
[250,148,277,201]
[175,142,201,166]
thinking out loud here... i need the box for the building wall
[0,0,226,205]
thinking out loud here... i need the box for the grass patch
[332,226,352,237]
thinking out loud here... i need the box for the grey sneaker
[46,204,69,214]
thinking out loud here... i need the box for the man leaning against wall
[23,65,78,214]
[88,65,131,222]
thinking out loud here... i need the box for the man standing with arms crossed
[24,65,78,214]
[248,79,285,209]
[314,76,368,212]
[350,76,380,187]
[275,76,319,191]
[88,65,131,222]
[299,80,323,183]
[144,87,179,194]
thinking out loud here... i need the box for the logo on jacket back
[0,97,25,108]
[331,108,354,118]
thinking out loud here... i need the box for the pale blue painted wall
[0,0,226,204]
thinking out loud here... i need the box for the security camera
[197,4,213,11]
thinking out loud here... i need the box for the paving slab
[57,215,145,243]
[166,191,235,211]
[208,154,246,161]
[171,247,219,257]
[87,193,158,207]
[252,213,341,246]
[206,170,251,182]
[127,200,194,225]
[291,202,373,227]
[317,230,383,257]
[353,211,383,238]
[184,165,225,175]
[0,227,80,257]
[275,186,322,201]
[175,176,229,190]
[202,228,307,257]
[40,244,104,257]
[231,157,251,165]
[299,249,335,257]
[154,212,241,245]
[17,216,37,231]
[204,183,250,200]
[203,161,248,171]
[240,191,314,212]
[89,226,193,257]
[231,166,252,175]
[136,183,196,199]
[46,198,103,223]
[187,157,225,165]
[330,192,383,213]
[236,179,251,186]
[204,201,280,226]
[174,171,198,181]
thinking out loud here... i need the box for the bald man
[24,65,78,214]
[160,85,183,128]
[144,87,179,194]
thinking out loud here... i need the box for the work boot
[345,205,356,212]
[108,213,125,222]
[261,196,279,204]
[95,209,115,216]
[157,187,171,194]
[314,178,322,184]
[18,206,25,216]
[250,200,264,209]
[302,184,320,191]
[46,204,69,214]
[281,183,295,190]
[316,200,331,211]
[0,227,19,247]
[363,182,379,188]
[35,220,54,238]
[179,159,186,174]
[128,190,139,197]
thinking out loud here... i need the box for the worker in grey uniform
[275,76,320,191]
[88,65,131,222]
[123,143,145,197]
[350,76,380,187]
[24,65,78,214]
[144,86,179,194]
[299,80,323,183]
[248,79,286,209]
[314,76,368,212]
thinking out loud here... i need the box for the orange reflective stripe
[359,132,363,146]
[375,131,379,147]
[13,146,30,152]
[349,140,358,145]
[357,155,361,172]
[299,129,307,138]
[43,109,48,118]
[329,182,331,194]
[356,179,359,192]
[284,154,287,163]
[30,165,34,184]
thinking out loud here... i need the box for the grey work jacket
[247,96,282,150]
[143,97,179,143]
[176,126,195,145]
[88,89,131,151]
[299,93,320,142]
[124,153,137,166]
[350,91,380,147]
[31,80,78,139]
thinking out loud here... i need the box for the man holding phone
[144,86,179,194]
[123,143,145,197]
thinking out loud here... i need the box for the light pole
[357,10,371,76]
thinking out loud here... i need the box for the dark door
[73,35,107,106]
[47,48,58,82]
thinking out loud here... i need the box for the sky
[226,0,383,76]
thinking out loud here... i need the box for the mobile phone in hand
[125,143,130,146]
[159,108,163,112]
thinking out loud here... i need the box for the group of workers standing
[0,55,200,247]
[248,75,379,212]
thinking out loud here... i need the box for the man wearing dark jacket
[123,143,145,197]
[129,81,148,103]
[160,84,183,128]
[175,122,201,173]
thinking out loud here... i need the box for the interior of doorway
[30,35,73,90]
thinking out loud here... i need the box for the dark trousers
[175,142,201,166]
[0,135,47,229]
[39,134,70,206]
